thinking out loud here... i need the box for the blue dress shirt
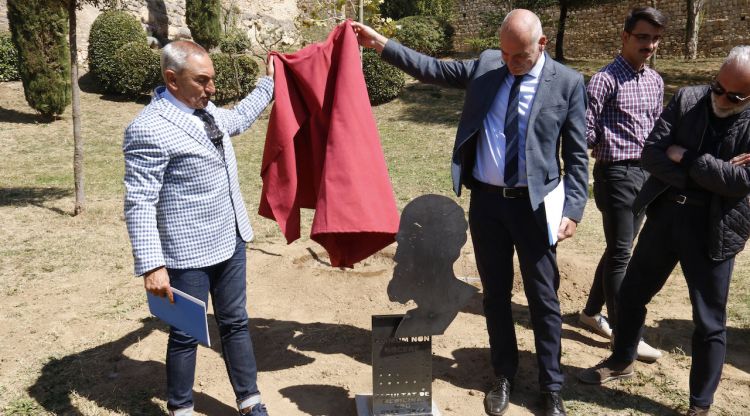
[473,53,546,187]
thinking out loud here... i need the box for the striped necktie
[504,75,524,186]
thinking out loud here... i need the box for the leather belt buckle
[502,187,526,198]
[674,194,687,204]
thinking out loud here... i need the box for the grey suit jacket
[381,41,588,224]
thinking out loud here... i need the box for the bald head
[500,9,544,45]
[497,9,547,75]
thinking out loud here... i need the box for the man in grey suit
[353,9,587,416]
[123,40,273,416]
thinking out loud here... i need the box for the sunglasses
[710,80,750,104]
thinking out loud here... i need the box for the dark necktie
[193,109,224,157]
[504,75,524,186]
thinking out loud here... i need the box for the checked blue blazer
[124,77,274,276]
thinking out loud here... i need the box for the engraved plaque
[372,315,433,416]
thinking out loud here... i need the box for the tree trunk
[650,0,657,68]
[685,0,708,60]
[555,0,569,62]
[69,0,85,215]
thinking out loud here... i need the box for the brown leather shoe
[484,376,511,415]
[577,357,634,384]
[541,391,566,416]
[686,405,710,416]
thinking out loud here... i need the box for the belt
[474,182,529,198]
[597,159,641,167]
[664,191,708,207]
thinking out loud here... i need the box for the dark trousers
[469,187,563,392]
[612,197,733,408]
[584,161,646,328]
[166,235,260,411]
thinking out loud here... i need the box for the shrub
[466,36,498,53]
[186,0,222,50]
[219,30,251,55]
[395,16,453,57]
[110,41,161,96]
[211,53,259,104]
[362,49,404,106]
[0,32,20,82]
[88,10,147,93]
[7,0,70,117]
[381,0,455,21]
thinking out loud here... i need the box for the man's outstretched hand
[350,21,388,54]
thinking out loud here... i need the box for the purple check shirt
[586,55,664,162]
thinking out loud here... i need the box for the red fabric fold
[259,20,399,268]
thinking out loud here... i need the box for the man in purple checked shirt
[578,6,667,362]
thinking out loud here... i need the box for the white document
[543,180,565,246]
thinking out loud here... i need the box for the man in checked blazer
[353,9,587,416]
[123,40,273,416]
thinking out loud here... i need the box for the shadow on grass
[279,385,354,416]
[27,318,237,415]
[26,310,681,415]
[0,106,54,124]
[390,82,465,127]
[0,187,72,215]
[654,318,750,375]
[78,72,152,105]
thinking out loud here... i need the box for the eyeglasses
[710,80,750,104]
[627,33,662,44]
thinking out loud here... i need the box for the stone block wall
[0,0,299,65]
[451,0,750,58]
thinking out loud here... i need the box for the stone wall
[451,0,750,58]
[0,0,299,65]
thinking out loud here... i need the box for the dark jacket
[633,85,750,260]
[380,41,589,224]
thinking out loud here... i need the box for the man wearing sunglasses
[579,7,667,363]
[579,46,750,416]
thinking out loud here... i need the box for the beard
[711,93,750,118]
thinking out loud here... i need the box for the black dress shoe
[541,391,566,416]
[484,377,511,415]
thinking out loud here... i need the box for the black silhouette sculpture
[388,194,479,338]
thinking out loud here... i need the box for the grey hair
[499,9,544,43]
[160,40,208,74]
[723,46,750,69]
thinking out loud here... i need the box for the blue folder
[147,288,211,347]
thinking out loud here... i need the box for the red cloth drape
[259,20,399,267]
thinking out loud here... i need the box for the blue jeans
[166,236,260,412]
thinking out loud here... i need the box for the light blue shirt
[160,87,206,132]
[473,53,546,187]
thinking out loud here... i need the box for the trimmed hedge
[7,0,71,117]
[395,16,453,57]
[88,10,147,93]
[0,32,20,82]
[362,49,404,105]
[110,41,161,96]
[211,53,259,104]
